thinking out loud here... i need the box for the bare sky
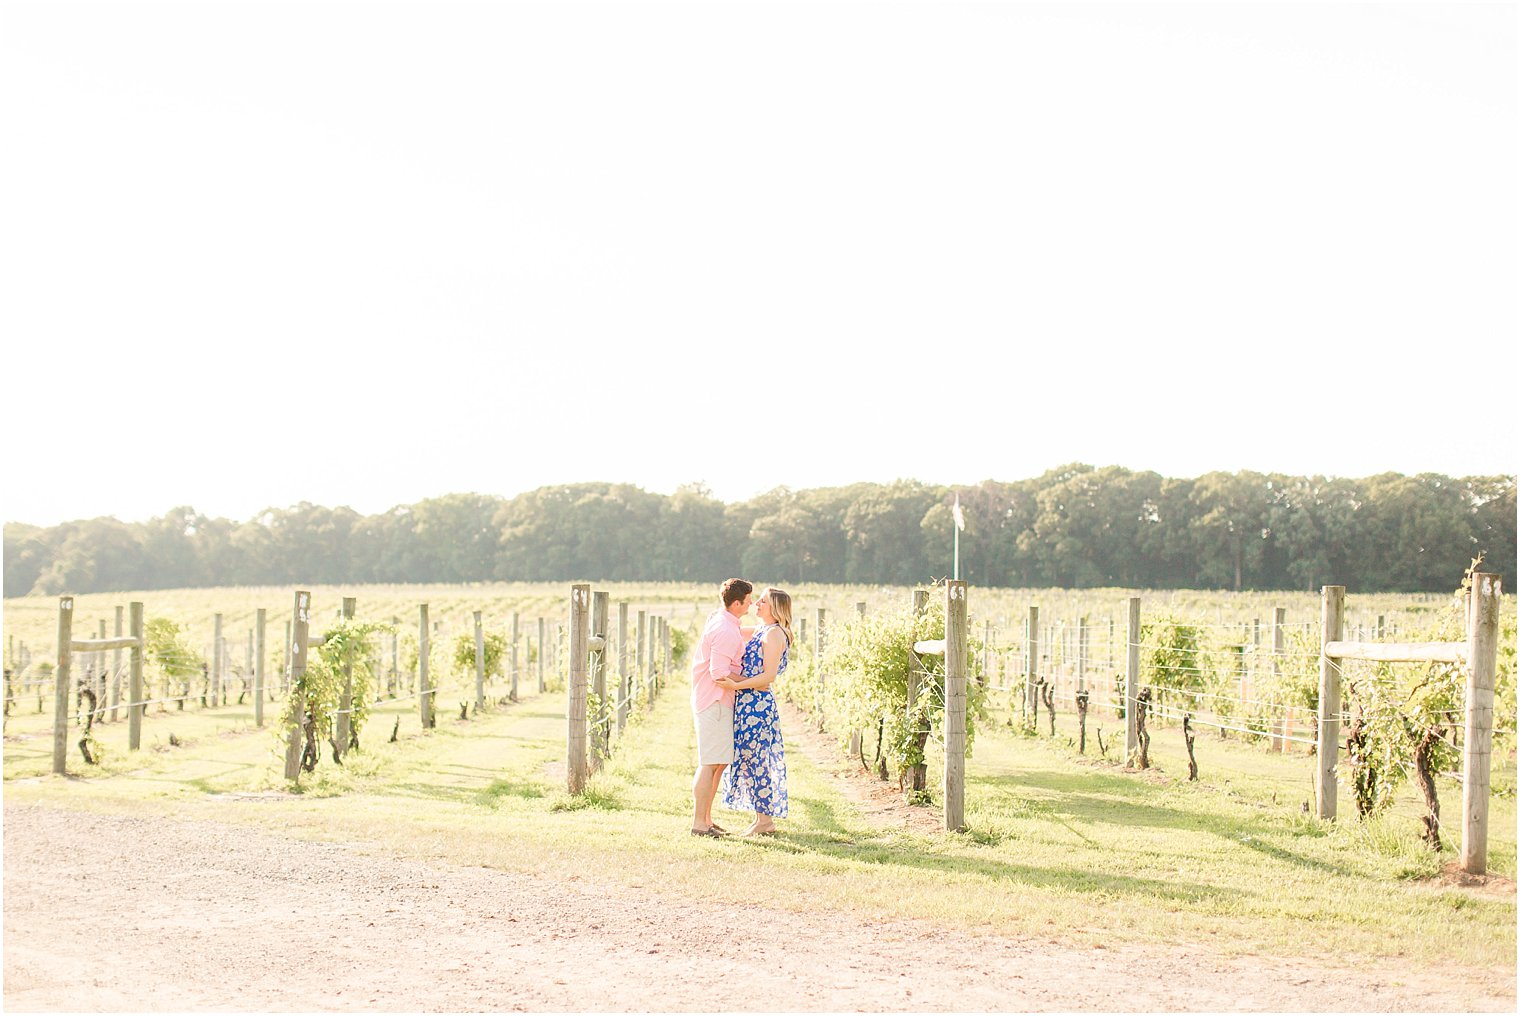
[3,0,1515,528]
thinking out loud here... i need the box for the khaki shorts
[694,701,734,766]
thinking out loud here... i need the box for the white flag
[952,494,965,532]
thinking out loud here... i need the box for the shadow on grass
[728,825,1251,906]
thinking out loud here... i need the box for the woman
[716,586,792,836]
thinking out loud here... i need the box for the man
[690,577,751,837]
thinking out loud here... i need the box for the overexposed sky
[3,0,1515,528]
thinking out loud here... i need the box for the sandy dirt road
[4,804,1514,1013]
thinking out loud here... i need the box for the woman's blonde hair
[764,587,794,648]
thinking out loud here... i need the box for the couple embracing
[690,578,792,838]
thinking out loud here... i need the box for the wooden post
[419,603,433,729]
[53,596,73,774]
[943,581,968,832]
[1272,607,1286,751]
[110,605,124,722]
[1026,606,1039,715]
[617,602,630,733]
[1316,586,1344,820]
[983,619,992,687]
[814,607,827,721]
[537,617,547,692]
[510,612,520,702]
[473,610,486,713]
[1078,616,1088,692]
[282,591,313,780]
[335,597,357,753]
[591,591,609,771]
[568,584,590,794]
[1125,596,1140,762]
[636,610,648,705]
[210,612,222,708]
[128,602,144,750]
[389,620,400,696]
[661,619,671,696]
[254,608,267,728]
[283,620,293,695]
[908,590,928,714]
[1462,573,1502,875]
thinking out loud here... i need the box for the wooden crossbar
[1323,640,1465,664]
[69,637,140,652]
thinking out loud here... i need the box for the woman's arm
[732,629,784,691]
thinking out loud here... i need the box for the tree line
[4,466,1513,597]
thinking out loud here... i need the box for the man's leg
[692,765,715,831]
[703,763,727,828]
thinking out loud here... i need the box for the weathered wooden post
[419,603,434,729]
[982,619,992,687]
[907,588,929,795]
[510,612,520,702]
[636,610,649,706]
[617,601,630,733]
[1125,596,1140,762]
[128,602,144,750]
[388,619,399,697]
[283,591,313,780]
[212,612,223,707]
[335,597,357,754]
[590,591,609,771]
[943,581,968,832]
[662,618,671,693]
[1077,616,1089,692]
[254,608,267,727]
[473,610,486,713]
[1272,607,1287,751]
[111,605,124,722]
[53,596,73,774]
[850,599,866,758]
[283,619,293,695]
[1462,573,1501,875]
[814,607,827,724]
[567,584,591,794]
[1316,586,1345,820]
[1025,606,1039,716]
[537,617,546,693]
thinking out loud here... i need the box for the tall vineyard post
[334,597,357,756]
[1125,596,1140,761]
[282,590,313,780]
[419,603,433,730]
[510,612,520,702]
[617,601,630,734]
[1315,586,1345,820]
[943,581,968,831]
[1462,573,1502,875]
[126,602,144,749]
[254,608,266,728]
[590,591,609,773]
[567,584,590,795]
[50,597,72,774]
[472,610,486,714]
[1025,605,1038,719]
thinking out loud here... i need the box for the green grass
[4,660,1513,973]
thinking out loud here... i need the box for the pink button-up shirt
[691,608,744,713]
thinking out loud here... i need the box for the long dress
[720,625,789,817]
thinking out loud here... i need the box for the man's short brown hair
[721,578,753,607]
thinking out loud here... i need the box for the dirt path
[4,804,1514,1012]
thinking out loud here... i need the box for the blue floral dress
[720,625,789,817]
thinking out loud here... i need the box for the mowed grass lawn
[3,670,1514,973]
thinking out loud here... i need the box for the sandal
[690,826,726,838]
